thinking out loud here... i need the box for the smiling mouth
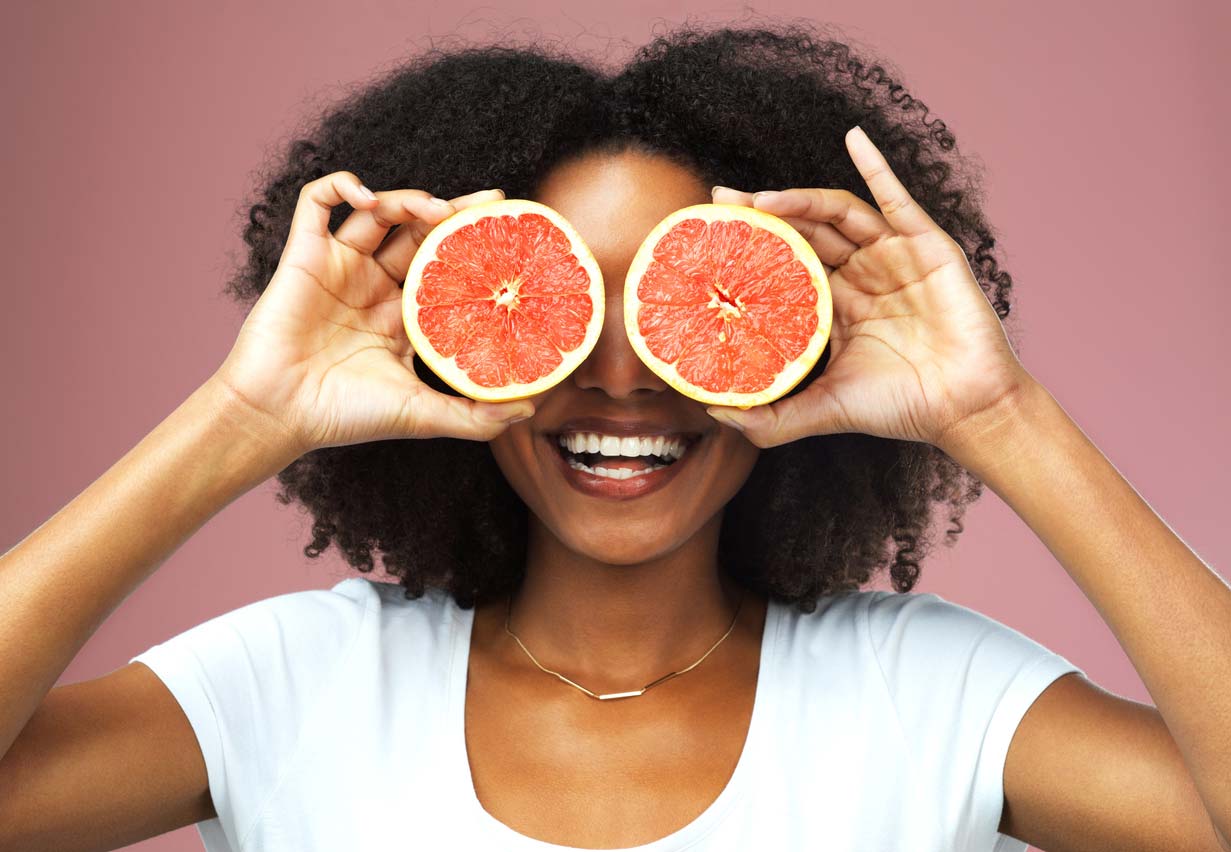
[548,433,702,477]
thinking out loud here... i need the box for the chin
[548,511,702,567]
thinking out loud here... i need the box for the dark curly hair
[224,19,1015,613]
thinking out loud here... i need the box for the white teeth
[557,431,690,462]
[566,458,669,479]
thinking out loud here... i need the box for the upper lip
[549,416,703,440]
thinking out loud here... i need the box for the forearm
[940,377,1231,838]
[0,376,302,762]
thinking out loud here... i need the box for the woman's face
[488,148,761,565]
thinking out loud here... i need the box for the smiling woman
[2,15,1229,852]
[255,30,997,609]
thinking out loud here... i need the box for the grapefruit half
[624,203,832,409]
[402,198,604,402]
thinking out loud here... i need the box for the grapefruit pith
[402,198,605,402]
[624,203,832,409]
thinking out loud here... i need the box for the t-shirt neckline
[444,591,783,851]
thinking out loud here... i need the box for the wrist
[197,375,308,477]
[934,372,1055,479]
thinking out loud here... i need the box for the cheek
[712,431,761,492]
[486,425,554,515]
[486,388,555,477]
[487,429,526,483]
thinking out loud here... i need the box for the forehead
[531,149,709,267]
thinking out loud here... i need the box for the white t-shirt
[130,577,1082,851]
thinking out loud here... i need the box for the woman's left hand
[705,125,1035,452]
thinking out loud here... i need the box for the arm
[0,175,528,850]
[939,377,1231,852]
[0,378,300,765]
[704,127,1227,851]
[0,378,301,849]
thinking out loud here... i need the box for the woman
[1,21,1227,852]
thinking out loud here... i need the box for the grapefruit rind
[623,203,833,409]
[402,198,605,402]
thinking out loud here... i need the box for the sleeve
[128,577,375,848]
[863,590,1085,851]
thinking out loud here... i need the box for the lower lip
[545,436,697,501]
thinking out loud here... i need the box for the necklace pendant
[597,688,646,700]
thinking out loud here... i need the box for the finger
[704,378,851,448]
[373,187,507,284]
[400,379,535,441]
[775,214,861,270]
[289,171,378,241]
[710,185,755,205]
[844,126,940,238]
[711,187,868,271]
[333,188,453,257]
[749,187,893,248]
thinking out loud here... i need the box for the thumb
[410,390,535,441]
[465,399,537,440]
[705,380,847,448]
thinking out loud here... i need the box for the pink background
[3,2,1228,850]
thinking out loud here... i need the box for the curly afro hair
[224,20,1016,613]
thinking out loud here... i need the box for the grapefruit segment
[624,203,832,408]
[402,198,604,402]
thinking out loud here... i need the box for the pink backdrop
[3,2,1228,850]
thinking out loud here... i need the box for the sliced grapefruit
[402,198,604,402]
[624,203,832,409]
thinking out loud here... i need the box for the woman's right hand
[209,171,536,458]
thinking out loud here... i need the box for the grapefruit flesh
[402,198,604,402]
[624,203,832,408]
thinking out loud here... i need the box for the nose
[569,287,671,399]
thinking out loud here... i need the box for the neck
[503,512,749,692]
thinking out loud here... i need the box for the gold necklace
[503,588,745,701]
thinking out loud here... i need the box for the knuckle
[832,191,859,221]
[881,194,914,216]
[369,208,397,228]
[303,170,357,194]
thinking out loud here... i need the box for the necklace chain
[503,588,746,701]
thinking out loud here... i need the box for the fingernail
[359,184,377,201]
[430,196,452,208]
[753,190,779,202]
[711,185,731,195]
[491,188,506,198]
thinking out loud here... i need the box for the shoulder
[774,588,1081,711]
[129,577,460,697]
[778,588,1056,651]
[773,589,950,655]
[178,576,454,637]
